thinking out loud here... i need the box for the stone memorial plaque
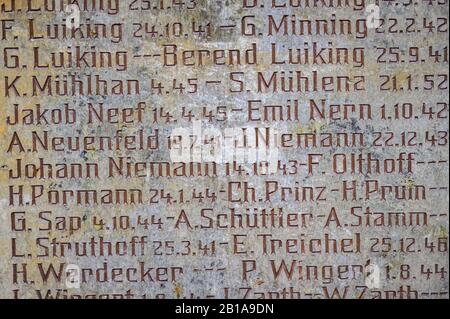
[0,0,448,300]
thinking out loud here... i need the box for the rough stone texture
[0,0,448,299]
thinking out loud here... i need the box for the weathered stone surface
[0,0,448,299]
